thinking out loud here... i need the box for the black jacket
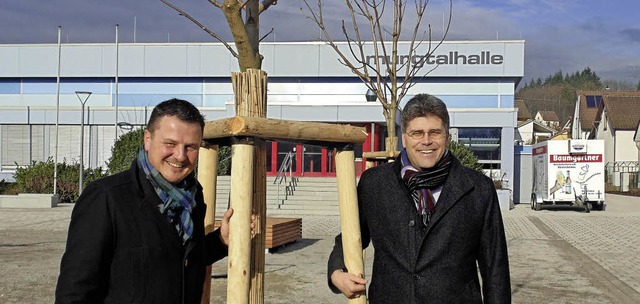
[55,161,227,304]
[328,156,511,303]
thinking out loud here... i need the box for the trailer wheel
[531,194,541,211]
[530,194,536,210]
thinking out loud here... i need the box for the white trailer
[531,139,605,212]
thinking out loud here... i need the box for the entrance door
[302,145,322,176]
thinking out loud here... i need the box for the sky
[1,0,639,88]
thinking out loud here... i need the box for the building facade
[0,41,524,184]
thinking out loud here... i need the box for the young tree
[303,0,452,153]
[159,1,277,303]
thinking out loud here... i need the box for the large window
[1,124,114,172]
[456,128,501,170]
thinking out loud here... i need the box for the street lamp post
[75,91,92,196]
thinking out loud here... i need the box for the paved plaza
[1,194,639,303]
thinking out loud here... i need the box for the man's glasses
[406,129,446,140]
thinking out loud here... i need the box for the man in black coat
[56,98,240,304]
[328,94,511,303]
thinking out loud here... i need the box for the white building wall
[595,111,615,165]
[516,121,534,144]
[615,131,637,162]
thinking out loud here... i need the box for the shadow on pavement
[268,238,320,254]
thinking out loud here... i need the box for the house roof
[601,96,640,130]
[515,99,531,121]
[517,119,556,133]
[577,90,640,131]
[537,110,559,122]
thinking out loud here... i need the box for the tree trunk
[385,106,398,153]
[221,2,262,71]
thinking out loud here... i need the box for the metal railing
[273,151,298,208]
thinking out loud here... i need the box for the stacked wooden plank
[214,217,302,249]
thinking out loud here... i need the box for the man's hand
[330,269,367,299]
[219,208,257,246]
[219,208,233,246]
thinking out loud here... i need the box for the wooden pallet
[214,217,302,249]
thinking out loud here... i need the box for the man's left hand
[219,208,257,246]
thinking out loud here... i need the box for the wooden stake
[335,149,367,303]
[203,116,367,144]
[362,150,400,159]
[227,142,255,304]
[197,145,219,304]
[233,69,268,304]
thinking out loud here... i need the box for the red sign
[533,145,547,156]
[550,154,602,163]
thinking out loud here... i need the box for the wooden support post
[365,160,375,170]
[227,141,255,304]
[198,145,219,304]
[233,69,268,304]
[335,149,367,303]
[204,116,367,144]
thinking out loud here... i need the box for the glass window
[457,128,501,170]
[354,143,363,159]
[2,125,31,167]
[303,145,322,173]
[265,140,272,172]
[276,142,297,174]
[585,95,602,108]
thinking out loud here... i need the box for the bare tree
[159,1,277,303]
[160,0,278,71]
[303,0,452,152]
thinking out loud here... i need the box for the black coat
[328,156,511,303]
[55,161,227,304]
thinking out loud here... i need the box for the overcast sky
[1,0,639,86]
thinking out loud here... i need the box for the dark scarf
[137,147,197,244]
[400,148,452,225]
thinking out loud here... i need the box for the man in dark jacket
[328,94,511,303]
[56,98,237,304]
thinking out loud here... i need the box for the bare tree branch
[160,0,238,57]
[303,0,453,151]
[207,0,223,9]
[259,28,275,42]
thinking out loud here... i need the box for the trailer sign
[550,154,602,163]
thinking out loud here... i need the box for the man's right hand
[330,269,367,299]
